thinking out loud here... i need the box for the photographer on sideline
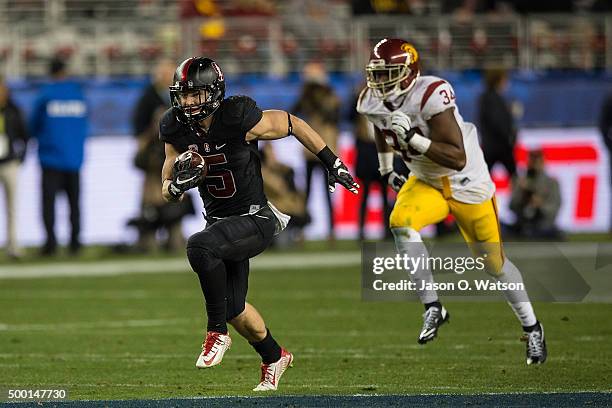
[509,150,562,239]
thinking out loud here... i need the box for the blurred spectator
[478,68,517,178]
[292,62,340,242]
[599,92,612,231]
[131,58,187,253]
[350,91,391,240]
[30,58,88,256]
[284,0,350,73]
[447,0,484,21]
[226,0,277,16]
[260,143,310,246]
[351,0,420,15]
[180,0,220,18]
[569,18,599,70]
[508,150,562,239]
[0,76,29,259]
[509,0,573,13]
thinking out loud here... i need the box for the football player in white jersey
[356,38,547,365]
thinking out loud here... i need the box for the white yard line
[0,318,190,331]
[1,242,610,280]
[0,251,361,280]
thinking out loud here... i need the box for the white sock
[391,227,439,305]
[497,258,537,328]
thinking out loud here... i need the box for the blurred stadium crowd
[1,0,612,259]
[2,0,612,76]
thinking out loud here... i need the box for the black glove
[382,171,407,193]
[316,146,360,194]
[168,164,204,199]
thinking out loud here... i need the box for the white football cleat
[195,331,232,369]
[418,305,450,344]
[252,348,294,391]
[522,322,547,365]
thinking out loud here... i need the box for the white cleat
[522,322,547,365]
[418,306,450,344]
[195,331,232,369]
[252,348,294,391]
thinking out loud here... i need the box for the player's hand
[383,171,407,193]
[168,167,203,198]
[327,158,360,194]
[390,111,415,147]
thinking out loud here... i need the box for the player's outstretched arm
[246,110,359,194]
[245,109,325,150]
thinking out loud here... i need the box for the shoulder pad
[355,87,379,115]
[159,107,184,139]
[220,95,257,127]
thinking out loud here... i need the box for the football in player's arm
[162,109,358,202]
[158,57,358,392]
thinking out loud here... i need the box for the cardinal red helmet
[366,38,421,100]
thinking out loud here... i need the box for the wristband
[378,152,394,175]
[316,146,337,169]
[408,134,432,154]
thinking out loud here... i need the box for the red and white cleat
[252,348,294,391]
[195,331,232,369]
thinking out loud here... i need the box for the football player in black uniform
[160,57,359,391]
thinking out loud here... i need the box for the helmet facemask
[170,82,223,123]
[366,59,417,100]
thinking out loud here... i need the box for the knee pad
[187,230,217,250]
[186,231,221,272]
[476,247,504,277]
[391,227,422,244]
[485,255,506,278]
[464,242,504,277]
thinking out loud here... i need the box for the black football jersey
[159,95,267,218]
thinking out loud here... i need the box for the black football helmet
[169,57,225,123]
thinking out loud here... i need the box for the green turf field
[1,247,611,400]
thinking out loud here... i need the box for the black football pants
[186,206,276,330]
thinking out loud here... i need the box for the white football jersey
[356,75,495,204]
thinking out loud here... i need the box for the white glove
[389,111,429,155]
[390,111,412,140]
